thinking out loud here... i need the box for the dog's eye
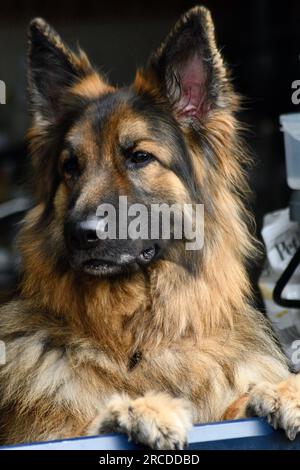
[62,155,80,179]
[125,150,154,169]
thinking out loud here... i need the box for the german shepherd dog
[1,6,300,449]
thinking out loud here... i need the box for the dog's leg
[223,373,300,440]
[86,392,193,450]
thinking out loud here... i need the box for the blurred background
[0,0,300,304]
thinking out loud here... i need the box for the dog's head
[27,7,237,278]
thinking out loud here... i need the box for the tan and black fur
[1,7,300,448]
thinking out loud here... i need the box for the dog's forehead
[69,91,140,136]
[67,89,177,151]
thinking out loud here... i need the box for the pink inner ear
[176,53,208,119]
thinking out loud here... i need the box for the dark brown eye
[61,154,80,179]
[125,150,154,169]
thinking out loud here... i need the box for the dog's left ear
[136,6,233,123]
[28,18,98,124]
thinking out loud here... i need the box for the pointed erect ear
[28,18,96,123]
[136,7,232,123]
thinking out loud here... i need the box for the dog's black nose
[65,217,100,250]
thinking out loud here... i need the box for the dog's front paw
[88,392,192,450]
[246,375,300,440]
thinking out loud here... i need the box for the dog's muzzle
[64,216,160,277]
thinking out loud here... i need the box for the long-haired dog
[1,6,300,449]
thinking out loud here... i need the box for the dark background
[0,0,300,301]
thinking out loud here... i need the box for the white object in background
[260,207,300,371]
[261,207,300,274]
[280,113,300,190]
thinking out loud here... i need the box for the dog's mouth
[82,259,125,276]
[81,245,158,277]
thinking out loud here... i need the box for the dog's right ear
[135,7,235,125]
[28,18,100,124]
